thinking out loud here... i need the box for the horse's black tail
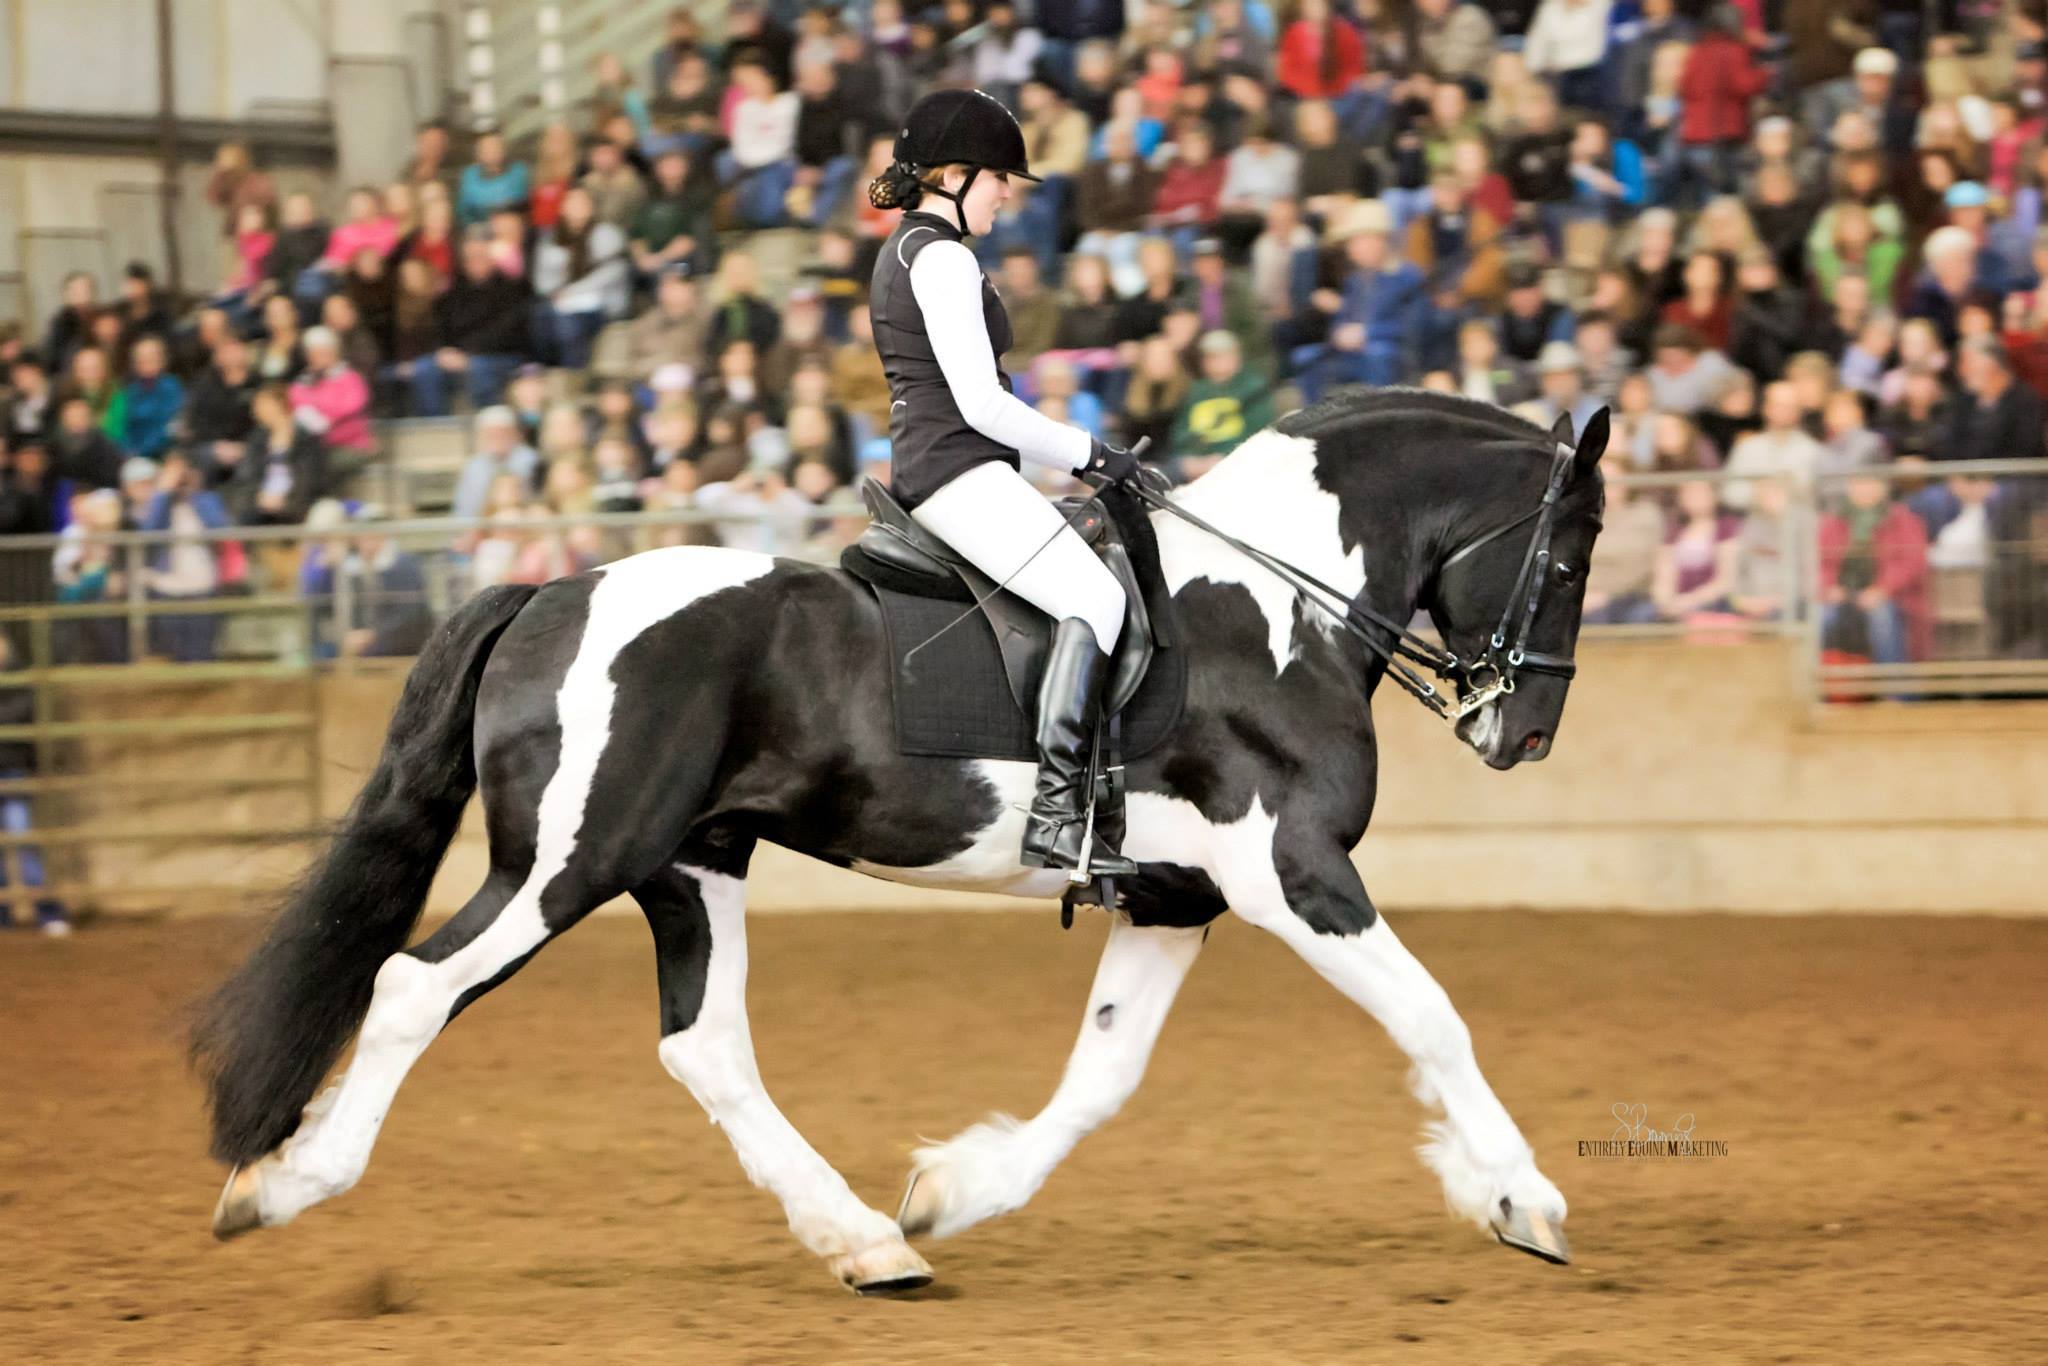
[190,583,538,1165]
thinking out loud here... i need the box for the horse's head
[1424,410,1607,770]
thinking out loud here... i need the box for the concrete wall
[295,639,2048,919]
[47,638,2047,917]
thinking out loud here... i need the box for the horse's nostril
[1522,732,1547,752]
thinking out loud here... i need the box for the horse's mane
[1273,386,1557,453]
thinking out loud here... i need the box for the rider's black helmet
[892,88,1041,182]
[868,89,1040,220]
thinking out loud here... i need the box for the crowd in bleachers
[1,0,2046,666]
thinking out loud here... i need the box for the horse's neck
[1157,429,1422,673]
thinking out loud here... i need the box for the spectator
[614,263,708,388]
[454,407,541,520]
[1277,0,1365,102]
[232,384,327,525]
[1294,201,1427,397]
[1414,0,1498,86]
[1076,122,1163,295]
[321,186,400,272]
[1498,260,1576,362]
[582,134,650,231]
[0,441,56,535]
[995,248,1062,375]
[394,194,460,290]
[1524,341,1605,438]
[719,54,801,230]
[181,331,256,464]
[48,396,124,492]
[43,272,97,376]
[529,124,579,229]
[1675,5,1769,208]
[400,121,457,198]
[830,305,890,433]
[289,327,374,469]
[62,347,126,443]
[587,433,644,514]
[1172,330,1275,477]
[458,130,532,226]
[1216,116,1302,256]
[0,633,66,935]
[1725,380,1827,506]
[1651,478,1741,619]
[533,186,630,370]
[789,59,859,230]
[114,263,173,353]
[631,148,714,283]
[1524,0,1614,113]
[338,526,435,657]
[321,292,382,382]
[1660,251,1734,352]
[1583,453,1669,624]
[417,237,535,416]
[1728,250,1808,381]
[254,294,305,384]
[761,285,833,393]
[694,453,815,554]
[1639,329,1733,421]
[704,251,780,356]
[5,358,53,446]
[139,452,233,661]
[1819,388,1888,474]
[1820,473,1932,662]
[116,336,183,462]
[1943,334,2046,462]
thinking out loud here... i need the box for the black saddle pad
[871,586,1186,761]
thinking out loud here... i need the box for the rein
[1124,442,1580,726]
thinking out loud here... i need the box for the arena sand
[3,909,2044,1363]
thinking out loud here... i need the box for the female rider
[867,88,1143,878]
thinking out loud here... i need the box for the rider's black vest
[869,210,1018,510]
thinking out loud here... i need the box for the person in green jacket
[1170,330,1276,480]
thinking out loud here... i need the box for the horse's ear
[1548,412,1574,448]
[1572,407,1610,480]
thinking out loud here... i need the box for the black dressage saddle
[840,476,1184,762]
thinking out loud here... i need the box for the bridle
[1125,440,1582,727]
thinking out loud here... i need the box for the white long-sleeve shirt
[1523,0,1612,75]
[907,236,1092,474]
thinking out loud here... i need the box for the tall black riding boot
[1019,617,1139,878]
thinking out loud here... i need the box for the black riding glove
[1077,437,1142,486]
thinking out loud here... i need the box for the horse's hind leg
[213,862,602,1236]
[636,856,930,1295]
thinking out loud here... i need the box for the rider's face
[951,168,1011,236]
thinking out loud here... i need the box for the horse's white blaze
[657,865,905,1260]
[237,547,779,1229]
[1153,429,1366,675]
[903,917,1205,1238]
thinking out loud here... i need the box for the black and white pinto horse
[195,389,1606,1293]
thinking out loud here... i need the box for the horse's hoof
[211,1165,266,1241]
[1492,1197,1570,1265]
[896,1165,943,1238]
[830,1239,934,1296]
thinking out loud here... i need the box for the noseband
[1126,441,1581,726]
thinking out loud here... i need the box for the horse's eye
[1555,562,1582,585]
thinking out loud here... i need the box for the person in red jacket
[1819,474,1932,664]
[1675,5,1769,208]
[1151,123,1228,256]
[1278,0,1366,101]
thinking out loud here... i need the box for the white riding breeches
[910,460,1126,654]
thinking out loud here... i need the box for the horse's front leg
[898,915,1206,1240]
[1215,829,1570,1264]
